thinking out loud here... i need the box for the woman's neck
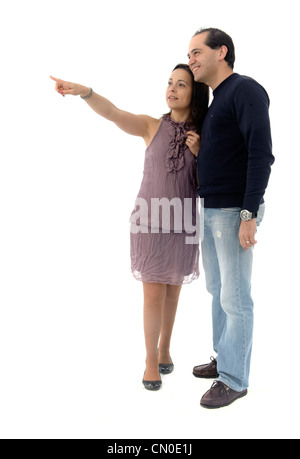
[170,109,193,123]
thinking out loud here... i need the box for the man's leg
[201,208,226,355]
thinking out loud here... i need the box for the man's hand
[239,219,257,250]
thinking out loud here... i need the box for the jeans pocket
[256,203,265,227]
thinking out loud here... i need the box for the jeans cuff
[217,376,248,393]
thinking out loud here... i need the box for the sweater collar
[213,73,239,96]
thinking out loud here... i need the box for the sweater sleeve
[234,79,274,212]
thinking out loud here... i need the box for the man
[187,28,274,408]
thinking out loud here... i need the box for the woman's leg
[158,284,182,364]
[143,282,167,381]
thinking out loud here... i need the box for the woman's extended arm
[50,76,157,140]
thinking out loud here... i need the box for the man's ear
[219,45,228,62]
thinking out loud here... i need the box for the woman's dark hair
[166,63,209,132]
[194,28,235,69]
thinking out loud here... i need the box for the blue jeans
[201,204,265,391]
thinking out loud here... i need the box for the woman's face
[166,68,193,112]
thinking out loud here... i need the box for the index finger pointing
[50,76,66,85]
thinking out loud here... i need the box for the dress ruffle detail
[163,115,195,173]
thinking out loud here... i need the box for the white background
[0,0,299,439]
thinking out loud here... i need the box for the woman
[50,65,209,390]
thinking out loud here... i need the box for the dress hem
[131,269,200,286]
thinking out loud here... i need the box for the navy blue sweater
[197,73,274,213]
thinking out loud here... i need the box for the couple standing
[51,27,274,409]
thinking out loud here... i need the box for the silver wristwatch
[240,209,258,221]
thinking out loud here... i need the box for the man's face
[188,32,220,86]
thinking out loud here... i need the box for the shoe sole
[143,385,161,391]
[200,390,248,409]
[193,372,219,379]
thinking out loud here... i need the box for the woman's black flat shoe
[159,363,174,374]
[142,379,162,391]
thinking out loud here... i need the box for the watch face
[241,210,251,221]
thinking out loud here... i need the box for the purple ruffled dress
[129,115,200,285]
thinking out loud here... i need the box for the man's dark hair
[194,28,235,69]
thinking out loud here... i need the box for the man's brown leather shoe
[200,380,248,409]
[193,357,219,379]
